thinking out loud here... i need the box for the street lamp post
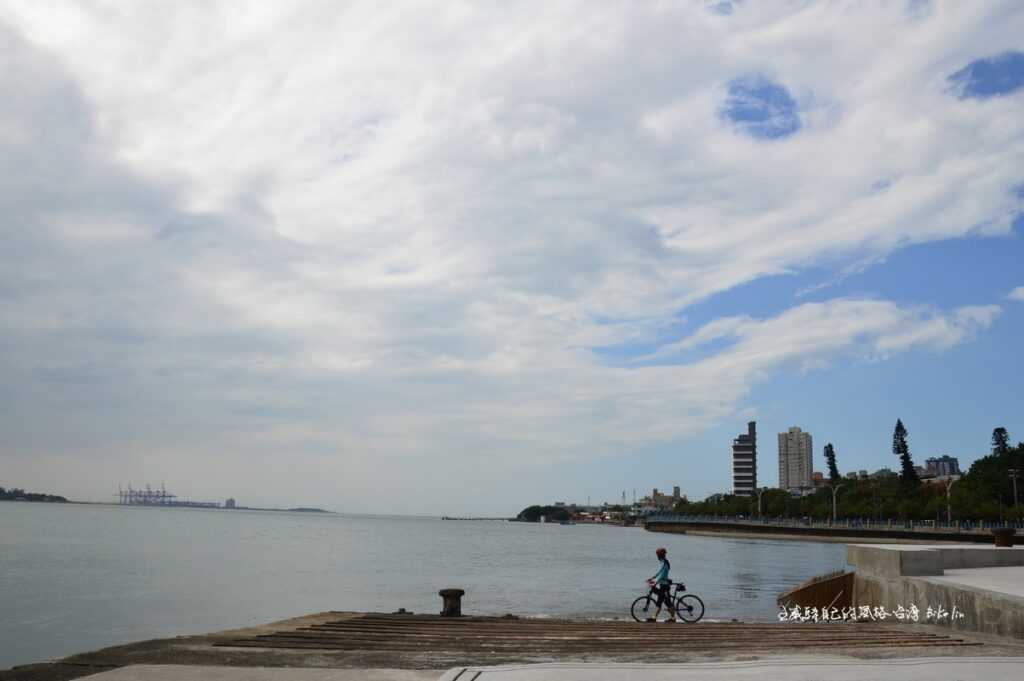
[1009,469,1020,510]
[830,484,843,525]
[944,478,957,525]
[756,488,766,517]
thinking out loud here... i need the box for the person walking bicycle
[645,547,677,622]
[631,548,705,622]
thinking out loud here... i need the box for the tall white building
[778,426,813,491]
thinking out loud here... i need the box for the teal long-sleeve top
[651,558,670,585]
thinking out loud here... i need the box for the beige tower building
[778,426,813,491]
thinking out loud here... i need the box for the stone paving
[72,657,1024,681]
[215,613,979,655]
[6,611,1024,681]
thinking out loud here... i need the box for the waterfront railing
[645,513,1024,533]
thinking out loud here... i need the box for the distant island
[517,505,572,523]
[0,486,68,503]
[515,503,637,525]
[222,502,331,513]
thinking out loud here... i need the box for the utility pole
[944,478,958,524]
[830,484,844,524]
[1009,469,1020,510]
[755,488,766,517]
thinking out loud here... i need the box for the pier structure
[117,484,220,508]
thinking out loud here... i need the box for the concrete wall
[853,572,1024,640]
[940,547,1024,570]
[778,571,853,610]
[847,545,944,577]
[847,544,1024,577]
[847,544,1024,640]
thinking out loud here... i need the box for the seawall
[646,520,999,544]
[847,544,1024,640]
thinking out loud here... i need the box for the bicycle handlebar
[647,580,687,591]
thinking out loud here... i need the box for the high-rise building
[925,455,961,477]
[778,426,813,491]
[732,421,757,496]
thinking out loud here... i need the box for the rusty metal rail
[215,613,980,653]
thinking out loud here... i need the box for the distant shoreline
[3,499,332,514]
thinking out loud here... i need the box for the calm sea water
[0,503,846,669]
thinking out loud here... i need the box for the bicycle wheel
[630,595,656,622]
[675,594,704,623]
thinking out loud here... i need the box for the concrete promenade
[6,611,1023,681]
[57,658,1024,680]
[438,658,1024,681]
[79,669,435,681]
[646,517,1019,543]
[931,566,1024,599]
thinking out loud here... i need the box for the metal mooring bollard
[993,528,1016,547]
[439,588,465,617]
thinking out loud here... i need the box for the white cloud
[1008,287,1024,301]
[0,2,1020,512]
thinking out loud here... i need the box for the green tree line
[516,505,572,522]
[673,424,1024,522]
[0,486,68,503]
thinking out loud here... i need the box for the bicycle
[630,580,705,623]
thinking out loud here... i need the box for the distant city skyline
[1,2,1022,515]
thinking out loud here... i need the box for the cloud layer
[1,2,1022,511]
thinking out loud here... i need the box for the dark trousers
[655,583,674,609]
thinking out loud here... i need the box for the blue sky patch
[721,76,800,139]
[949,51,1024,99]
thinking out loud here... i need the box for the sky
[1,1,1022,515]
